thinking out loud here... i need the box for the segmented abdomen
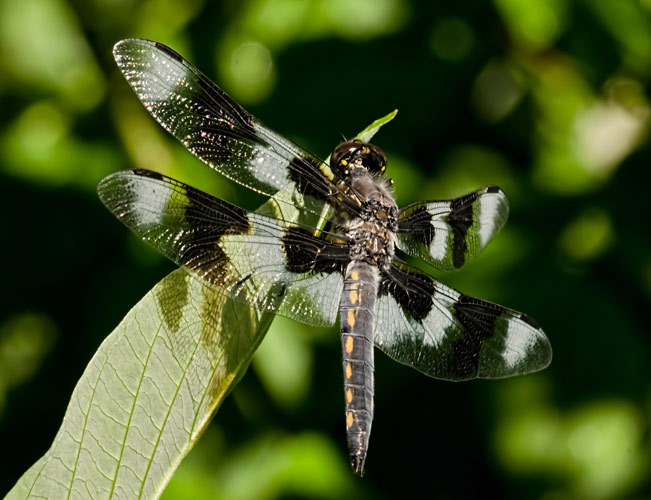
[339,260,378,476]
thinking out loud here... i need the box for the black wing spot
[405,206,435,247]
[184,185,250,236]
[282,226,348,274]
[287,157,330,201]
[451,295,501,377]
[181,242,229,285]
[449,192,477,268]
[453,295,501,339]
[175,184,252,284]
[379,264,435,323]
[485,185,501,194]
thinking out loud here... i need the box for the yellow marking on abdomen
[346,388,353,403]
[349,289,359,304]
[347,411,354,428]
[346,362,352,379]
[351,271,359,280]
[345,334,354,354]
[347,310,356,329]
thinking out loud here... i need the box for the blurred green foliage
[1,0,649,499]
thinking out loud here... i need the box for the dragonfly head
[331,140,387,177]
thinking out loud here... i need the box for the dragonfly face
[331,140,388,176]
[99,38,552,476]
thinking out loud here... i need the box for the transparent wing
[113,38,359,220]
[374,260,551,381]
[396,186,509,271]
[98,169,350,326]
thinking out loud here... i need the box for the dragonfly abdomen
[340,261,378,476]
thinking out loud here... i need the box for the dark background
[1,0,650,498]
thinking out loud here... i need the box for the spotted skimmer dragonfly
[98,39,552,476]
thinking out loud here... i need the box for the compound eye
[331,141,361,170]
[368,144,387,174]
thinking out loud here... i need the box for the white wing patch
[476,191,509,248]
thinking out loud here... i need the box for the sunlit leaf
[6,269,274,499]
[356,109,398,144]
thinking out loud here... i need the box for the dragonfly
[99,38,552,476]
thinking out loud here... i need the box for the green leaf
[6,269,273,499]
[6,113,396,499]
[355,109,398,143]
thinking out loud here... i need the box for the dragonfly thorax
[343,174,398,270]
[348,217,396,270]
